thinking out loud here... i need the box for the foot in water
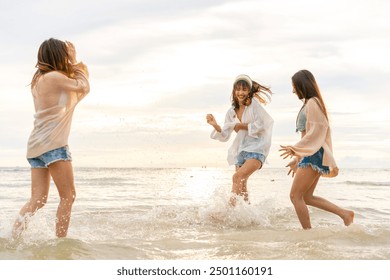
[209,211,227,222]
[12,215,28,240]
[343,210,355,226]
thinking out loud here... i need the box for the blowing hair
[231,80,272,110]
[292,69,328,120]
[31,38,75,87]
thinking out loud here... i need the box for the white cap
[234,74,252,88]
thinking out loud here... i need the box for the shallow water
[1,167,389,260]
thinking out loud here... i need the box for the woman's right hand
[206,114,217,126]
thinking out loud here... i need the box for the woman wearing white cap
[206,75,273,205]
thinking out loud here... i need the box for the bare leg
[290,167,320,229]
[291,167,354,229]
[303,175,354,226]
[48,161,76,238]
[12,168,51,238]
[230,159,262,206]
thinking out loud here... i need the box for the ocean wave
[344,181,390,187]
[2,205,390,260]
[1,167,390,260]
[0,237,96,260]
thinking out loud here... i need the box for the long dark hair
[231,80,272,110]
[31,38,75,87]
[292,69,328,120]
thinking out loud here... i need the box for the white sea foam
[1,167,389,259]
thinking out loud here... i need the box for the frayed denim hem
[30,158,72,169]
[298,162,330,175]
[46,158,72,167]
[235,151,265,168]
[27,146,72,168]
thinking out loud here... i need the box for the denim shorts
[298,147,330,175]
[236,151,265,168]
[27,146,72,168]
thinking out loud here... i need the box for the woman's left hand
[286,158,298,177]
[66,41,77,64]
[234,123,248,132]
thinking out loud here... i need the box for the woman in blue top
[206,75,273,205]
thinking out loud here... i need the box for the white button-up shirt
[210,98,274,165]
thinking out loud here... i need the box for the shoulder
[224,106,236,118]
[250,97,260,106]
[44,71,67,78]
[42,71,81,88]
[227,106,235,115]
[305,98,328,122]
[306,97,317,105]
[306,97,320,108]
[42,71,69,82]
[33,71,67,88]
[250,97,266,111]
[305,98,321,111]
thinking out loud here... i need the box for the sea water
[0,167,389,260]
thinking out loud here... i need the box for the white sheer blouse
[210,98,273,165]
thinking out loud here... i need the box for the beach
[0,166,389,260]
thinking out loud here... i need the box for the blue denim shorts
[298,147,330,175]
[236,151,265,168]
[27,146,72,168]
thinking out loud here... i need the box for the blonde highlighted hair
[31,38,75,87]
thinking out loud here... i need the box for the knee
[303,194,314,205]
[71,191,76,203]
[289,192,296,204]
[289,190,302,205]
[61,190,76,205]
[69,191,76,204]
[232,172,245,185]
[232,173,246,194]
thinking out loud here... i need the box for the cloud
[1,0,390,168]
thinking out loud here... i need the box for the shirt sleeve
[69,69,90,102]
[48,70,90,102]
[248,99,274,138]
[210,108,236,142]
[288,98,328,157]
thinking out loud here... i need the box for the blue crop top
[296,104,306,132]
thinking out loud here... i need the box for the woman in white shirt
[206,75,273,205]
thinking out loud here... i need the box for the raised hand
[66,41,77,64]
[206,114,217,126]
[279,145,295,159]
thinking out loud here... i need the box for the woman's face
[292,82,297,96]
[234,86,250,105]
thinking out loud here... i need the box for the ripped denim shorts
[298,147,330,175]
[236,151,265,168]
[27,146,72,168]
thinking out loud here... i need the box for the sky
[0,0,389,169]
